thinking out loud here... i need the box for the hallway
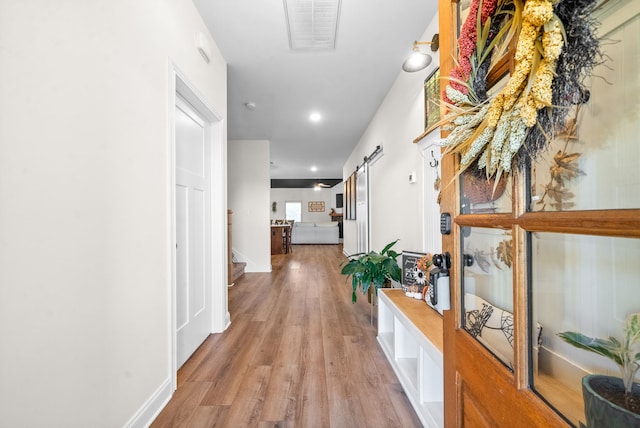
[152,244,421,427]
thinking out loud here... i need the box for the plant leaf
[380,239,399,255]
[557,332,624,367]
[625,313,640,348]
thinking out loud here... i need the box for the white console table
[377,289,444,427]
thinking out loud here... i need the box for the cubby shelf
[377,289,444,427]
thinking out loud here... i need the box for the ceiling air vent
[284,0,341,50]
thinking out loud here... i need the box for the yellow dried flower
[503,79,526,112]
[526,17,564,114]
[520,96,538,127]
[504,23,539,112]
[514,24,539,63]
[486,94,505,128]
[543,20,564,59]
[531,62,554,108]
[523,0,553,27]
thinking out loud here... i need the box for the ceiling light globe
[309,112,322,122]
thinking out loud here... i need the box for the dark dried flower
[517,0,604,172]
[496,239,513,268]
[551,151,584,186]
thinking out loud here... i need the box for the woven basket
[462,172,508,204]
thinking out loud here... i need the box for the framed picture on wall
[344,172,357,220]
[308,201,325,212]
[424,68,441,131]
[344,176,350,220]
[349,172,357,220]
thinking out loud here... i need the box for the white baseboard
[224,311,231,330]
[124,378,173,428]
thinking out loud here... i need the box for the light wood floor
[151,244,421,427]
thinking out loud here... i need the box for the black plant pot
[582,374,640,427]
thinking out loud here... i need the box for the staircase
[231,261,246,283]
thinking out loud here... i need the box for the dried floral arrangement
[442,0,602,181]
[534,105,585,210]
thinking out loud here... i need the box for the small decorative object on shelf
[558,313,640,425]
[401,251,434,300]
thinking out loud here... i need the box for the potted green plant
[558,312,640,426]
[340,240,402,303]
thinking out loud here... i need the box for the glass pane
[461,172,512,214]
[531,232,640,426]
[462,227,514,369]
[530,4,640,211]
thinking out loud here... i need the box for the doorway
[174,95,212,368]
[169,63,229,389]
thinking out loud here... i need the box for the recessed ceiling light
[310,166,317,172]
[309,112,322,122]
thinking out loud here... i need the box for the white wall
[342,14,441,257]
[228,140,271,272]
[0,1,226,426]
[270,187,337,223]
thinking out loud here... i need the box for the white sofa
[291,222,339,244]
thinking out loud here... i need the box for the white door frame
[417,128,443,254]
[168,62,230,391]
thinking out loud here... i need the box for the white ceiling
[193,0,438,180]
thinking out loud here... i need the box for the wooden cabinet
[377,289,444,427]
[270,225,285,255]
[270,225,291,255]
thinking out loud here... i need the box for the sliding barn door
[356,163,369,254]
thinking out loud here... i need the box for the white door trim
[417,128,443,253]
[356,163,369,253]
[167,61,230,392]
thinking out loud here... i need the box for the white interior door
[175,96,212,368]
[356,164,369,253]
